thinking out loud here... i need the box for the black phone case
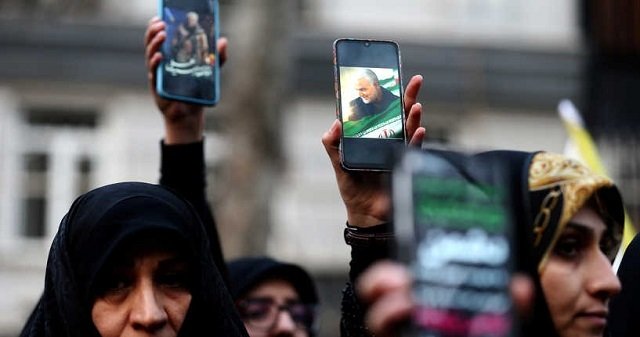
[393,148,520,337]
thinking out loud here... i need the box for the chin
[562,327,605,337]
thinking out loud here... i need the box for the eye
[553,235,583,259]
[95,273,133,300]
[599,231,620,261]
[156,271,191,290]
[155,258,192,290]
[238,299,272,321]
[288,303,315,327]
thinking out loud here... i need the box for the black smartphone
[333,38,406,171]
[156,0,220,106]
[393,149,518,337]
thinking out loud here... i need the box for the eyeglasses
[236,297,316,332]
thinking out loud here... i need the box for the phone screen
[157,0,219,105]
[394,149,517,337]
[334,39,405,171]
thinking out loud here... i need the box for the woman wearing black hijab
[19,182,249,337]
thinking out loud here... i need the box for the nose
[586,250,621,301]
[130,281,168,331]
[271,309,298,336]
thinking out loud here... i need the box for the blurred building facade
[0,1,636,336]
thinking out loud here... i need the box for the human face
[91,249,193,337]
[237,279,312,337]
[355,77,380,104]
[187,13,198,28]
[539,206,621,337]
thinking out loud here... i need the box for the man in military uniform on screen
[347,68,399,122]
[171,11,209,65]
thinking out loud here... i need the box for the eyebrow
[564,222,610,240]
[244,296,302,304]
[157,256,189,269]
[564,222,593,234]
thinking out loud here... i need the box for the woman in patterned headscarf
[351,150,625,337]
[525,151,623,337]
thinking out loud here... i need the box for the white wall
[308,0,578,50]
[270,98,350,271]
[454,108,566,153]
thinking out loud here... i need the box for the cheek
[165,291,192,329]
[92,300,127,337]
[295,330,310,337]
[540,260,581,329]
[244,325,260,335]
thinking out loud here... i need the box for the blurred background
[0,1,638,336]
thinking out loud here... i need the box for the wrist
[163,112,205,145]
[343,222,394,248]
[164,124,204,144]
[346,213,388,228]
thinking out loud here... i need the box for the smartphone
[393,148,518,337]
[333,38,406,171]
[157,0,220,106]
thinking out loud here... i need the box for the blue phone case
[156,0,220,106]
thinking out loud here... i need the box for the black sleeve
[340,223,395,337]
[159,140,229,285]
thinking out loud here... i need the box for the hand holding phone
[322,75,424,228]
[334,38,407,171]
[156,0,220,106]
[146,17,229,144]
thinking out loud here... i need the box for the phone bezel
[333,38,407,172]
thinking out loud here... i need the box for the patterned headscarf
[528,152,624,271]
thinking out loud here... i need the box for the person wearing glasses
[228,256,319,337]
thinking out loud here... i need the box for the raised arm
[321,74,425,337]
[145,16,229,281]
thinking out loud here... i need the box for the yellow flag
[557,99,636,258]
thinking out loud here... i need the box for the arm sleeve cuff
[346,222,395,283]
[160,140,207,200]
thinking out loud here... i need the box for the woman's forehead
[108,234,189,263]
[567,206,607,234]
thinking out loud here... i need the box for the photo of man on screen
[171,11,209,65]
[348,68,398,121]
[340,67,402,139]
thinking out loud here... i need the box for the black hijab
[608,233,640,337]
[19,182,249,337]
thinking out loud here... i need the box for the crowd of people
[17,14,637,337]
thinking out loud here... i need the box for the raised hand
[144,16,228,144]
[321,75,425,227]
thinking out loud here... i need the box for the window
[21,153,48,238]
[18,106,97,239]
[0,0,100,19]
